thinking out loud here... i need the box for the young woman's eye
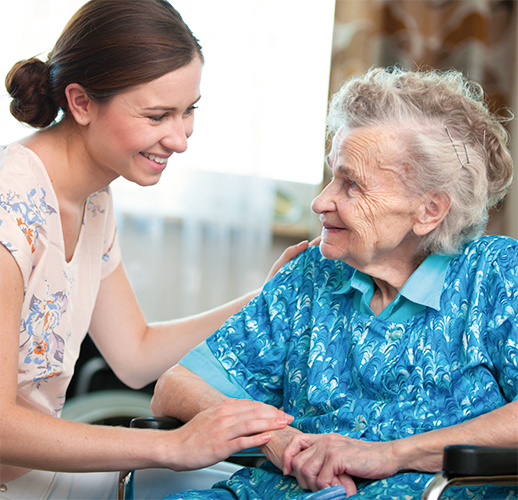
[184,106,198,117]
[149,114,167,122]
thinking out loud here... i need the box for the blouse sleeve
[179,341,253,399]
[188,249,311,409]
[483,239,518,403]
[0,203,35,287]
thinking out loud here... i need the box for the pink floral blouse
[0,144,121,417]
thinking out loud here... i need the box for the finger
[292,460,311,491]
[212,399,293,424]
[276,241,309,265]
[291,446,325,492]
[336,474,357,498]
[230,431,274,452]
[282,434,315,475]
[309,236,321,246]
[229,415,293,437]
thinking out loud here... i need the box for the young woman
[0,0,303,497]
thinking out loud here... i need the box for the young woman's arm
[88,241,311,389]
[0,241,290,481]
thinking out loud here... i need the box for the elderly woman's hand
[283,433,400,495]
[258,425,305,472]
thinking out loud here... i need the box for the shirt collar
[398,253,451,310]
[333,253,451,312]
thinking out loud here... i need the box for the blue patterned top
[171,235,518,499]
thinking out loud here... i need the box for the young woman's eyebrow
[143,95,201,111]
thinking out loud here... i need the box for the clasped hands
[259,426,400,497]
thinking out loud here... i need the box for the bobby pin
[445,126,469,168]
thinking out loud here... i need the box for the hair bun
[5,58,59,128]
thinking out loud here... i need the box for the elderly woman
[151,67,517,499]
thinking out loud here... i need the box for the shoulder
[0,143,44,174]
[0,144,57,222]
[446,235,518,301]
[455,235,518,270]
[268,245,354,292]
[0,144,54,200]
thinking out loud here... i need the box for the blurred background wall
[1,0,516,401]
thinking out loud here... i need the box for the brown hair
[6,0,203,128]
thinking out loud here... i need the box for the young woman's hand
[166,398,293,471]
[264,237,320,284]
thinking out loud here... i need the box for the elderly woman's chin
[318,236,349,262]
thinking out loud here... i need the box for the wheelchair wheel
[62,390,153,427]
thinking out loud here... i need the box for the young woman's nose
[161,118,189,153]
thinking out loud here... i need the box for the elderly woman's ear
[413,192,451,237]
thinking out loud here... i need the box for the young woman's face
[84,56,202,186]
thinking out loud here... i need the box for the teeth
[142,152,168,164]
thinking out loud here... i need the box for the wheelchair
[421,445,518,500]
[119,417,264,500]
[119,417,518,500]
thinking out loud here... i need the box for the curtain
[329,0,518,238]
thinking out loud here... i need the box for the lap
[161,465,518,500]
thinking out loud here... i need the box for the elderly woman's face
[312,127,423,271]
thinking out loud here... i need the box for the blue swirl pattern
[164,236,518,500]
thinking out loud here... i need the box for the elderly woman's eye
[346,178,357,190]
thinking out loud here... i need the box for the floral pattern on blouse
[0,185,56,254]
[0,143,121,417]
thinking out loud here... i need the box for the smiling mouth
[322,221,345,231]
[141,152,168,165]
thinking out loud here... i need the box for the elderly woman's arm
[151,364,306,473]
[282,401,518,493]
[151,364,294,433]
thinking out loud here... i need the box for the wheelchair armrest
[422,445,518,500]
[444,445,518,477]
[129,416,184,430]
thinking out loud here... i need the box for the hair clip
[445,126,469,168]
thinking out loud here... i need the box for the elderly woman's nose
[311,186,334,214]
